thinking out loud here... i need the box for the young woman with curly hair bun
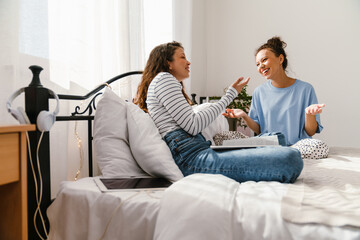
[224,36,325,147]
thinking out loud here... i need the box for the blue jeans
[164,129,303,183]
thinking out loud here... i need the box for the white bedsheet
[282,147,360,227]
[47,178,163,240]
[47,147,360,240]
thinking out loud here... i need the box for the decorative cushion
[126,101,184,182]
[93,88,147,177]
[94,88,183,182]
[291,138,329,159]
[192,103,229,144]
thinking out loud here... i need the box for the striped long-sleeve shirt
[146,72,238,137]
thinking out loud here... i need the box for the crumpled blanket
[153,173,239,240]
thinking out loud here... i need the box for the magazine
[210,135,281,150]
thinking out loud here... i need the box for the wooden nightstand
[0,124,35,240]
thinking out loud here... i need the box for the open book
[210,135,281,150]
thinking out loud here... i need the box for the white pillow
[93,88,148,178]
[126,102,184,182]
[192,103,229,144]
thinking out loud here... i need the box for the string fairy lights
[74,101,85,181]
[73,84,112,181]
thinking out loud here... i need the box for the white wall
[190,0,360,147]
[173,0,194,93]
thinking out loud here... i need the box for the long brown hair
[133,41,192,112]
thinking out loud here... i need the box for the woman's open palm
[222,109,247,119]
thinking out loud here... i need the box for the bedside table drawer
[0,124,34,240]
[0,133,19,185]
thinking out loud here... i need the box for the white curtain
[48,0,144,97]
[0,0,145,198]
[48,0,145,198]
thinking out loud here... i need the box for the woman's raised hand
[222,109,247,119]
[305,104,325,115]
[231,77,250,93]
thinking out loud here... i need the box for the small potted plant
[226,85,252,131]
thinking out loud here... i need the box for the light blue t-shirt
[249,79,323,146]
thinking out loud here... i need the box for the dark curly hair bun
[267,36,287,50]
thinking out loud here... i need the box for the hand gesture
[231,77,250,94]
[305,104,325,115]
[222,109,247,119]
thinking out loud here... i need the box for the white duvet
[154,173,360,240]
[47,147,360,240]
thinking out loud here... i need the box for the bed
[24,69,360,240]
[47,147,360,240]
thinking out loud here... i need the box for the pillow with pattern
[291,138,329,159]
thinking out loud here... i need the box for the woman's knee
[280,147,303,181]
[288,147,303,167]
